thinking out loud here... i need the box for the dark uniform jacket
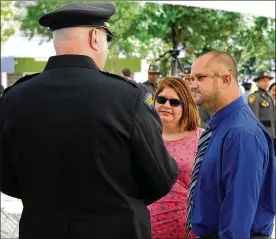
[0,55,178,239]
[142,81,158,95]
[248,88,275,139]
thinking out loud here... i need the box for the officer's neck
[258,87,267,92]
[147,79,158,84]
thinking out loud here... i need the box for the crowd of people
[0,2,275,239]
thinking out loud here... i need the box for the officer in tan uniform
[143,64,161,95]
[248,71,275,140]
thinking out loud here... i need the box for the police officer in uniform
[181,66,211,129]
[143,64,161,95]
[0,3,178,239]
[248,71,275,140]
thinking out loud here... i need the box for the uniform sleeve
[248,93,259,119]
[218,130,266,239]
[131,84,179,206]
[0,96,20,199]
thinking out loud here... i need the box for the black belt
[261,121,271,127]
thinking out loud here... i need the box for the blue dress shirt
[191,97,275,239]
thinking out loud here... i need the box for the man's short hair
[199,51,238,81]
[122,68,131,78]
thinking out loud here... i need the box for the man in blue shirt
[188,51,275,239]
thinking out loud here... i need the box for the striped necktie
[186,126,212,238]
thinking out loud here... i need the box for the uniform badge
[143,93,154,109]
[260,101,269,108]
[248,94,256,104]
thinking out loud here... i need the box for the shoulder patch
[143,92,154,109]
[100,71,138,87]
[248,94,256,104]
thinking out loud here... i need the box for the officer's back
[0,3,178,239]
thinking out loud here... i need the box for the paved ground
[1,194,21,238]
[1,193,275,238]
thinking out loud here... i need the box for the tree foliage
[1,1,20,42]
[19,1,142,58]
[20,1,275,75]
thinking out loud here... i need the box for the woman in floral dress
[148,76,203,239]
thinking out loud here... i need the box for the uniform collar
[44,55,99,71]
[258,88,267,93]
[145,81,157,86]
[209,96,245,130]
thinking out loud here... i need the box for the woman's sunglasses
[156,96,183,107]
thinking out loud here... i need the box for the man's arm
[131,84,178,205]
[218,130,267,239]
[0,96,20,199]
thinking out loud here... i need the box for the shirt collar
[209,96,245,130]
[44,55,99,71]
[258,88,267,93]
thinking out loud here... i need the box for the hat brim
[253,76,273,82]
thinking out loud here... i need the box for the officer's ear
[89,28,100,51]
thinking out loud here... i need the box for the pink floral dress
[148,128,202,239]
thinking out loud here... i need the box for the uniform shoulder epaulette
[100,70,138,87]
[2,73,40,96]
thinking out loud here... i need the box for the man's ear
[222,74,232,89]
[90,29,99,50]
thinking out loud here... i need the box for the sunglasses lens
[169,99,181,107]
[156,96,167,104]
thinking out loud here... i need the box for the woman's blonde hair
[154,76,200,132]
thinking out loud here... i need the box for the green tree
[132,3,245,74]
[20,1,67,41]
[20,2,275,76]
[1,1,20,42]
[20,1,142,58]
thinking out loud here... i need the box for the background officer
[248,71,275,140]
[0,3,178,239]
[181,66,211,129]
[143,64,161,95]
